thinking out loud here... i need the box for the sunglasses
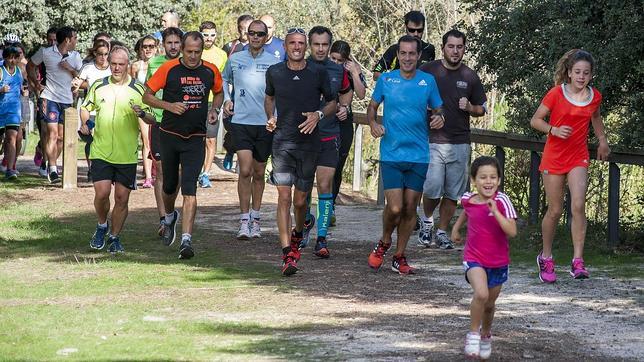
[406,27,424,34]
[201,33,217,38]
[248,30,267,37]
[286,27,306,35]
[96,52,109,56]
[142,44,156,49]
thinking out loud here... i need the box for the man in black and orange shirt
[144,31,223,259]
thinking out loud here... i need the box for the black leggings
[332,122,355,204]
[160,132,205,196]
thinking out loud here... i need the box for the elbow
[529,117,538,130]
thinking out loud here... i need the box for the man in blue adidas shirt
[366,35,444,275]
[222,19,280,240]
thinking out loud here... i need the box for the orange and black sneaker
[282,252,299,276]
[368,240,391,270]
[313,236,330,259]
[392,254,416,275]
[290,229,303,261]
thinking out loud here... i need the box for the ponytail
[553,49,595,86]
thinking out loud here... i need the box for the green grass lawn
[0,186,319,361]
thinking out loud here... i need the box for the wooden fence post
[608,162,620,247]
[529,151,541,225]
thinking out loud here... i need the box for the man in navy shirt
[367,35,444,275]
[264,27,336,276]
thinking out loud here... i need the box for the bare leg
[93,180,112,224]
[382,189,403,244]
[111,183,132,235]
[181,195,197,235]
[394,189,422,256]
[567,167,589,259]
[276,186,292,248]
[541,173,566,258]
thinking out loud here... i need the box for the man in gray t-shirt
[418,29,487,249]
[27,26,82,184]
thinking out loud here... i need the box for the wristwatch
[316,110,324,121]
[137,110,146,118]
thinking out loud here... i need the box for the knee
[571,200,586,217]
[252,169,265,181]
[238,166,252,179]
[293,197,307,210]
[473,289,489,304]
[545,205,563,220]
[388,204,403,218]
[114,194,129,207]
[278,193,291,207]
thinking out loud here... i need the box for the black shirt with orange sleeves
[146,58,223,138]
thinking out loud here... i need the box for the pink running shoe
[537,253,556,283]
[34,149,43,167]
[570,258,589,279]
[142,178,153,188]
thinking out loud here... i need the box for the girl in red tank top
[529,49,610,284]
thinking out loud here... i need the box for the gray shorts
[206,118,220,138]
[423,143,471,200]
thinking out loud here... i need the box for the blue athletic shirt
[371,70,442,163]
[223,48,280,126]
[0,65,23,126]
[243,37,286,61]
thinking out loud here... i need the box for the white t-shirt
[79,62,111,88]
[31,45,83,104]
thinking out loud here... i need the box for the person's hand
[71,77,83,89]
[223,100,234,117]
[336,104,348,121]
[266,116,277,132]
[487,199,499,214]
[79,123,91,135]
[344,59,360,75]
[369,121,385,138]
[0,84,9,93]
[429,114,444,129]
[597,140,610,161]
[551,125,573,139]
[299,112,320,134]
[207,109,218,124]
[167,102,188,115]
[59,59,75,75]
[451,229,463,244]
[458,97,471,112]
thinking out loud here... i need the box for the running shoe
[179,238,194,259]
[223,153,233,170]
[417,221,434,247]
[198,172,212,188]
[289,230,303,261]
[34,149,43,167]
[162,210,179,246]
[464,331,481,359]
[368,240,391,270]
[436,232,454,250]
[48,171,61,184]
[237,219,250,240]
[392,254,416,274]
[570,258,589,279]
[537,252,557,283]
[38,165,48,177]
[479,334,492,360]
[142,178,153,188]
[281,251,299,276]
[300,214,315,249]
[90,223,109,250]
[313,237,330,258]
[5,170,18,180]
[250,219,261,238]
[107,235,124,254]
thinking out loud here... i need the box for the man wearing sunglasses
[264,27,336,276]
[242,15,286,61]
[222,20,280,240]
[197,20,228,189]
[373,10,435,81]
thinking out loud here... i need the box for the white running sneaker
[237,219,250,240]
[417,221,433,247]
[479,334,492,360]
[464,331,480,359]
[250,219,261,238]
[38,168,48,177]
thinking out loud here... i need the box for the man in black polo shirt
[264,27,336,276]
[373,10,435,81]
[144,31,223,260]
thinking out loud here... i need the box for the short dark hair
[308,25,333,44]
[237,14,253,26]
[470,156,501,179]
[55,26,76,44]
[46,27,58,36]
[404,11,425,26]
[181,31,204,49]
[110,40,125,48]
[397,35,421,53]
[162,27,183,43]
[2,46,21,60]
[93,32,111,42]
[442,29,466,47]
[199,21,217,32]
[248,20,268,33]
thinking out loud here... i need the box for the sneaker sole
[179,247,194,259]
[391,266,415,275]
[282,264,298,276]
[237,234,250,240]
[251,233,261,238]
[90,242,105,250]
[570,271,589,279]
[314,250,330,259]
[537,254,556,283]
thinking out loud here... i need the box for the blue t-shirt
[244,37,286,61]
[0,65,23,122]
[222,49,280,125]
[371,70,442,163]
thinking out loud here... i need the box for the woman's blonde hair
[553,49,595,85]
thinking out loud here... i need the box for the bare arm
[367,99,384,138]
[265,94,276,132]
[336,90,354,122]
[487,199,517,238]
[143,87,187,115]
[451,212,468,244]
[459,98,486,117]
[590,107,610,161]
[26,60,43,93]
[208,91,224,124]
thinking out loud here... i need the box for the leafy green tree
[463,0,644,148]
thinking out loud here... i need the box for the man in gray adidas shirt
[222,20,280,240]
[27,26,83,183]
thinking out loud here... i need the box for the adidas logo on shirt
[418,79,427,86]
[292,75,300,81]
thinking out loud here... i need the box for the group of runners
[0,9,610,360]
